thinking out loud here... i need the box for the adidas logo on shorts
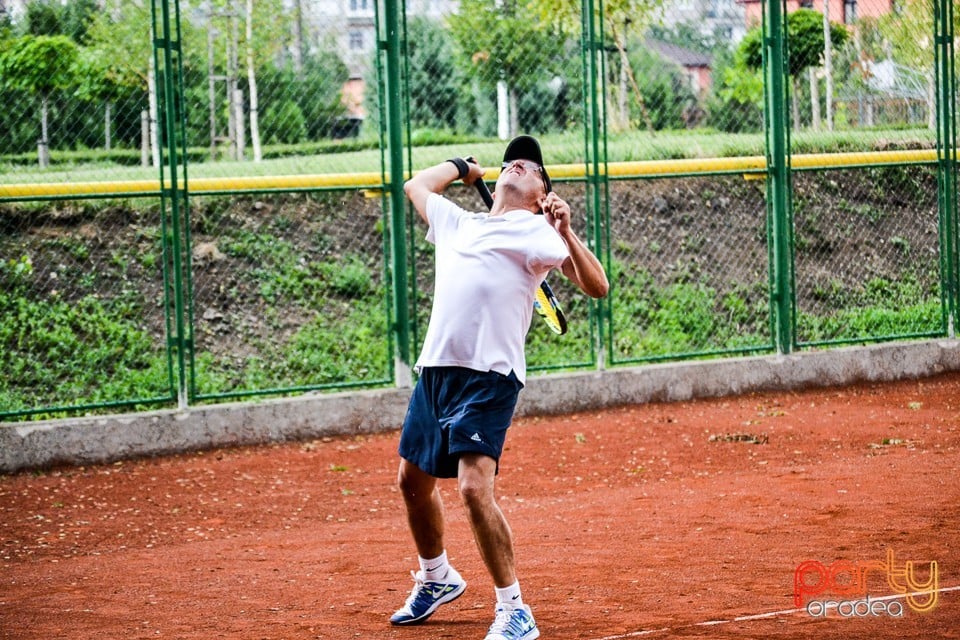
[470,433,483,443]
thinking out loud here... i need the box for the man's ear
[536,194,547,215]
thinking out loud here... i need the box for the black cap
[502,135,552,194]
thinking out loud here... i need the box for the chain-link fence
[606,175,772,363]
[792,166,943,346]
[1,0,957,420]
[0,199,172,416]
[188,191,392,399]
[786,0,949,346]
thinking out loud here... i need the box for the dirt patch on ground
[2,372,959,639]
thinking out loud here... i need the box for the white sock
[419,550,449,582]
[495,581,523,607]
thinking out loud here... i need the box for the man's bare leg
[397,458,444,558]
[391,458,466,626]
[457,453,516,587]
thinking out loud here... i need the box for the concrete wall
[3,339,959,473]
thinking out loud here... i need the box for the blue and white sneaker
[389,567,466,625]
[485,603,540,640]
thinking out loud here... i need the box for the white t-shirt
[415,193,569,384]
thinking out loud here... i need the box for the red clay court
[2,372,959,639]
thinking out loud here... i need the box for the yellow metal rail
[0,171,385,198]
[0,149,940,199]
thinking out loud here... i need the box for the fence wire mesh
[787,0,947,344]
[607,176,771,363]
[0,0,957,420]
[0,198,172,416]
[188,192,391,398]
[792,166,943,345]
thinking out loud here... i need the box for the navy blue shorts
[398,367,523,478]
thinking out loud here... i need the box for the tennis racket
[469,166,568,335]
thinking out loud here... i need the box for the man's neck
[490,188,538,217]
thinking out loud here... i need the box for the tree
[0,11,13,41]
[404,17,466,131]
[240,0,290,159]
[0,34,79,167]
[204,0,288,159]
[245,0,262,161]
[73,45,141,150]
[528,0,662,132]
[253,49,348,145]
[449,0,568,137]
[876,0,960,129]
[787,9,849,76]
[298,49,350,141]
[706,41,763,133]
[23,0,98,42]
[85,5,157,164]
[740,8,849,129]
[527,0,660,38]
[86,3,206,166]
[627,41,698,130]
[24,0,62,36]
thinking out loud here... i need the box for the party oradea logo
[794,549,938,618]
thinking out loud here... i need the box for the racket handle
[467,158,494,209]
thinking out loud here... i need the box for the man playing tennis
[390,135,608,640]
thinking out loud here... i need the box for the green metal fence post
[935,0,958,337]
[152,0,193,408]
[382,0,412,385]
[582,0,608,370]
[763,0,795,354]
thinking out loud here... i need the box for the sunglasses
[501,160,548,193]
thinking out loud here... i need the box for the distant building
[311,0,457,79]
[656,0,748,44]
[737,0,893,28]
[646,38,714,95]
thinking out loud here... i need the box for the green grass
[798,275,943,342]
[191,302,391,395]
[798,300,942,343]
[0,291,171,413]
[0,241,396,417]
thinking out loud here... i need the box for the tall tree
[86,2,204,165]
[245,0,262,161]
[706,43,764,133]
[822,0,834,130]
[740,8,849,129]
[529,0,661,132]
[206,0,287,159]
[23,0,98,42]
[404,17,465,131]
[449,0,567,138]
[85,3,156,163]
[73,44,140,150]
[24,0,62,36]
[0,34,79,167]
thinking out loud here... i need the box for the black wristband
[446,157,469,180]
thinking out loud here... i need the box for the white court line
[593,584,960,640]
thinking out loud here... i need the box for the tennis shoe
[389,567,466,625]
[485,603,539,640]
